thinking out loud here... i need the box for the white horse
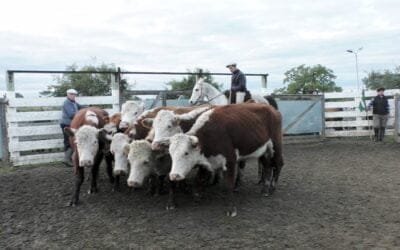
[189,78,269,106]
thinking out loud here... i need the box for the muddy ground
[1,138,399,249]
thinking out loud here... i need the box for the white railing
[324,89,400,137]
[6,96,119,166]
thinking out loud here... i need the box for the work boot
[374,128,379,142]
[379,128,386,142]
[64,148,73,167]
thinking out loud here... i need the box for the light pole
[346,47,363,92]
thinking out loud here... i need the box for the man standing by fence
[60,89,83,166]
[368,87,389,142]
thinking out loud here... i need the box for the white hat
[66,89,78,95]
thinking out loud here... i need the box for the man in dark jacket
[368,87,389,141]
[226,63,251,104]
[60,89,83,165]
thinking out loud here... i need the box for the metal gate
[274,95,324,137]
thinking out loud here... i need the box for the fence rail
[324,89,400,137]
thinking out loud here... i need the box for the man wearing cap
[60,89,83,166]
[368,87,389,141]
[226,63,251,104]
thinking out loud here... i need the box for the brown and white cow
[64,107,113,206]
[168,103,283,216]
[119,101,146,130]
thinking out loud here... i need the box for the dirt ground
[1,138,399,249]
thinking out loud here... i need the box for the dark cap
[377,87,385,92]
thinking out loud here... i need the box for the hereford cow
[119,101,146,130]
[64,107,113,206]
[168,103,283,216]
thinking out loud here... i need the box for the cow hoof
[166,204,176,211]
[88,187,98,194]
[226,207,237,217]
[68,200,79,207]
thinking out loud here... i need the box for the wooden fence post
[395,94,399,143]
[111,72,120,113]
[0,97,9,163]
[261,75,268,95]
[6,71,18,164]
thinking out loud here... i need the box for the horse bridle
[192,81,224,105]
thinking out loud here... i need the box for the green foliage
[40,64,132,99]
[165,68,222,97]
[362,66,400,90]
[277,64,342,94]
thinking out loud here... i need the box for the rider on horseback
[226,62,251,104]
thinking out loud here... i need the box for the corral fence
[274,95,324,141]
[324,89,400,137]
[3,69,269,166]
[3,69,400,166]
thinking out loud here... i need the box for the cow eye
[184,152,189,156]
[167,125,172,129]
[134,112,138,115]
[143,160,149,165]
[195,89,199,92]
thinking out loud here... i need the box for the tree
[277,64,342,94]
[165,68,222,98]
[362,66,400,90]
[40,64,132,100]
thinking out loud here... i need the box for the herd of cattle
[65,97,284,217]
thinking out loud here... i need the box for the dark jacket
[368,95,389,115]
[231,69,247,92]
[60,98,83,125]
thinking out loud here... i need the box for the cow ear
[64,127,76,137]
[123,144,130,156]
[190,136,199,147]
[141,118,153,128]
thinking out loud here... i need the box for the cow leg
[147,174,158,196]
[88,153,103,194]
[193,166,210,203]
[259,155,274,196]
[70,167,84,206]
[104,153,115,184]
[157,175,167,195]
[166,180,177,210]
[234,161,245,192]
[224,160,238,217]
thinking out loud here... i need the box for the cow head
[65,125,100,167]
[110,133,131,176]
[168,134,210,181]
[150,110,183,151]
[119,101,145,130]
[126,140,154,187]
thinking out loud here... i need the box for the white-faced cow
[119,101,146,130]
[64,107,114,206]
[168,103,283,216]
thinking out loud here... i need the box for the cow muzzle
[169,173,184,181]
[113,169,127,176]
[79,159,93,167]
[127,180,141,188]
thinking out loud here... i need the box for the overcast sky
[0,0,399,96]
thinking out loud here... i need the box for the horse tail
[264,96,279,110]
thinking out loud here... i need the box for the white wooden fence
[325,89,400,137]
[4,86,400,166]
[6,96,119,166]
